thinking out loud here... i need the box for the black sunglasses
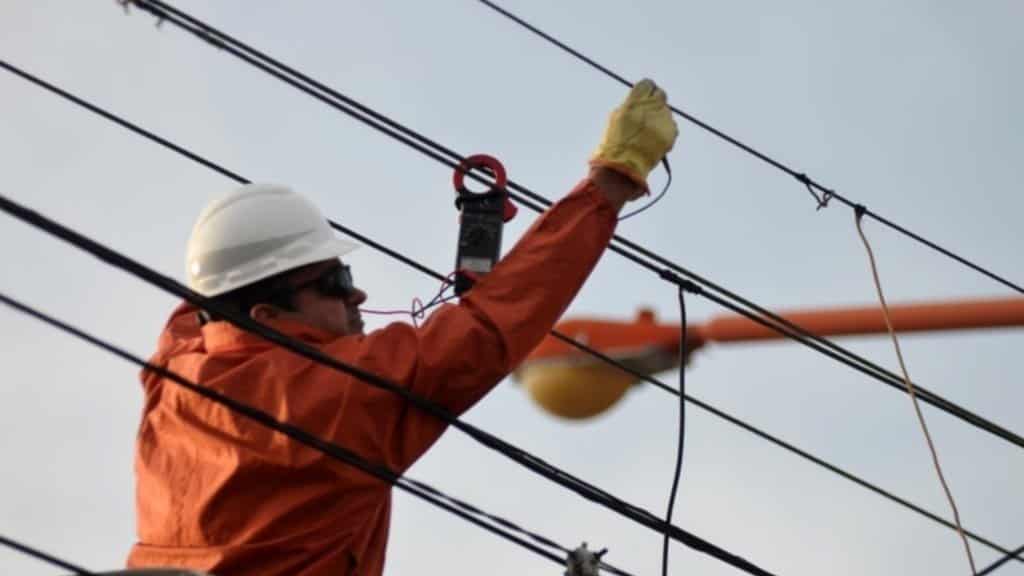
[288,264,356,299]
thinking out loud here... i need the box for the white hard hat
[185,183,359,297]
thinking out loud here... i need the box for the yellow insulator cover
[519,363,637,420]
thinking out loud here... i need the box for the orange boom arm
[703,297,1024,342]
[518,297,1024,419]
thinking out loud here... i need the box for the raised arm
[333,80,679,471]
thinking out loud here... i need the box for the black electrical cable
[0,535,93,575]
[12,1,1024,553]
[0,184,774,576]
[619,159,672,221]
[660,269,1024,449]
[620,245,1024,450]
[0,63,246,185]
[474,0,1024,296]
[662,286,688,576]
[0,55,704,564]
[113,1,1024,455]
[331,222,1019,563]
[3,58,1019,564]
[5,53,1020,565]
[545,334,1024,562]
[335,217,1024,568]
[0,291,625,575]
[136,0,990,453]
[978,543,1024,576]
[400,475,632,576]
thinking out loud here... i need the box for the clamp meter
[452,154,517,295]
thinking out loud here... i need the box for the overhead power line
[474,0,1024,296]
[980,543,1024,576]
[0,195,767,576]
[0,534,93,575]
[117,0,1024,455]
[346,221,1024,567]
[3,38,1021,565]
[0,1,1011,569]
[662,288,689,576]
[0,137,775,576]
[0,291,633,576]
[3,61,1019,570]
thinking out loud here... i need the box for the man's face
[267,260,367,336]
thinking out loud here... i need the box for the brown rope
[854,210,977,575]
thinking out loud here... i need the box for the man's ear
[250,303,278,322]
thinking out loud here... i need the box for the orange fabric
[127,178,618,576]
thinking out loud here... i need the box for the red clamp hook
[452,154,517,222]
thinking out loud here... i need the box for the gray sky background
[1,1,1022,575]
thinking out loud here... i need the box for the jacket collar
[156,302,339,358]
[202,315,338,353]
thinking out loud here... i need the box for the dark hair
[202,268,300,323]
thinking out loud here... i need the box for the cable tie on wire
[657,268,702,295]
[854,203,867,220]
[819,190,833,211]
[796,172,831,211]
[566,543,608,576]
[126,0,166,28]
[657,268,682,285]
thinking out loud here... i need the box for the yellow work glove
[590,79,679,187]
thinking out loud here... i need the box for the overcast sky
[1,1,1022,575]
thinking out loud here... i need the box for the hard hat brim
[193,234,360,297]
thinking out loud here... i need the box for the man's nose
[346,288,368,306]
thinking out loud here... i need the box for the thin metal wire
[2,57,1020,564]
[0,535,94,575]
[474,0,1024,296]
[979,543,1024,576]
[110,2,1024,454]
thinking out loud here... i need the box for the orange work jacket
[127,179,618,575]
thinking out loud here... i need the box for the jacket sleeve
[327,178,618,472]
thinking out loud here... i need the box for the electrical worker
[127,79,678,576]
